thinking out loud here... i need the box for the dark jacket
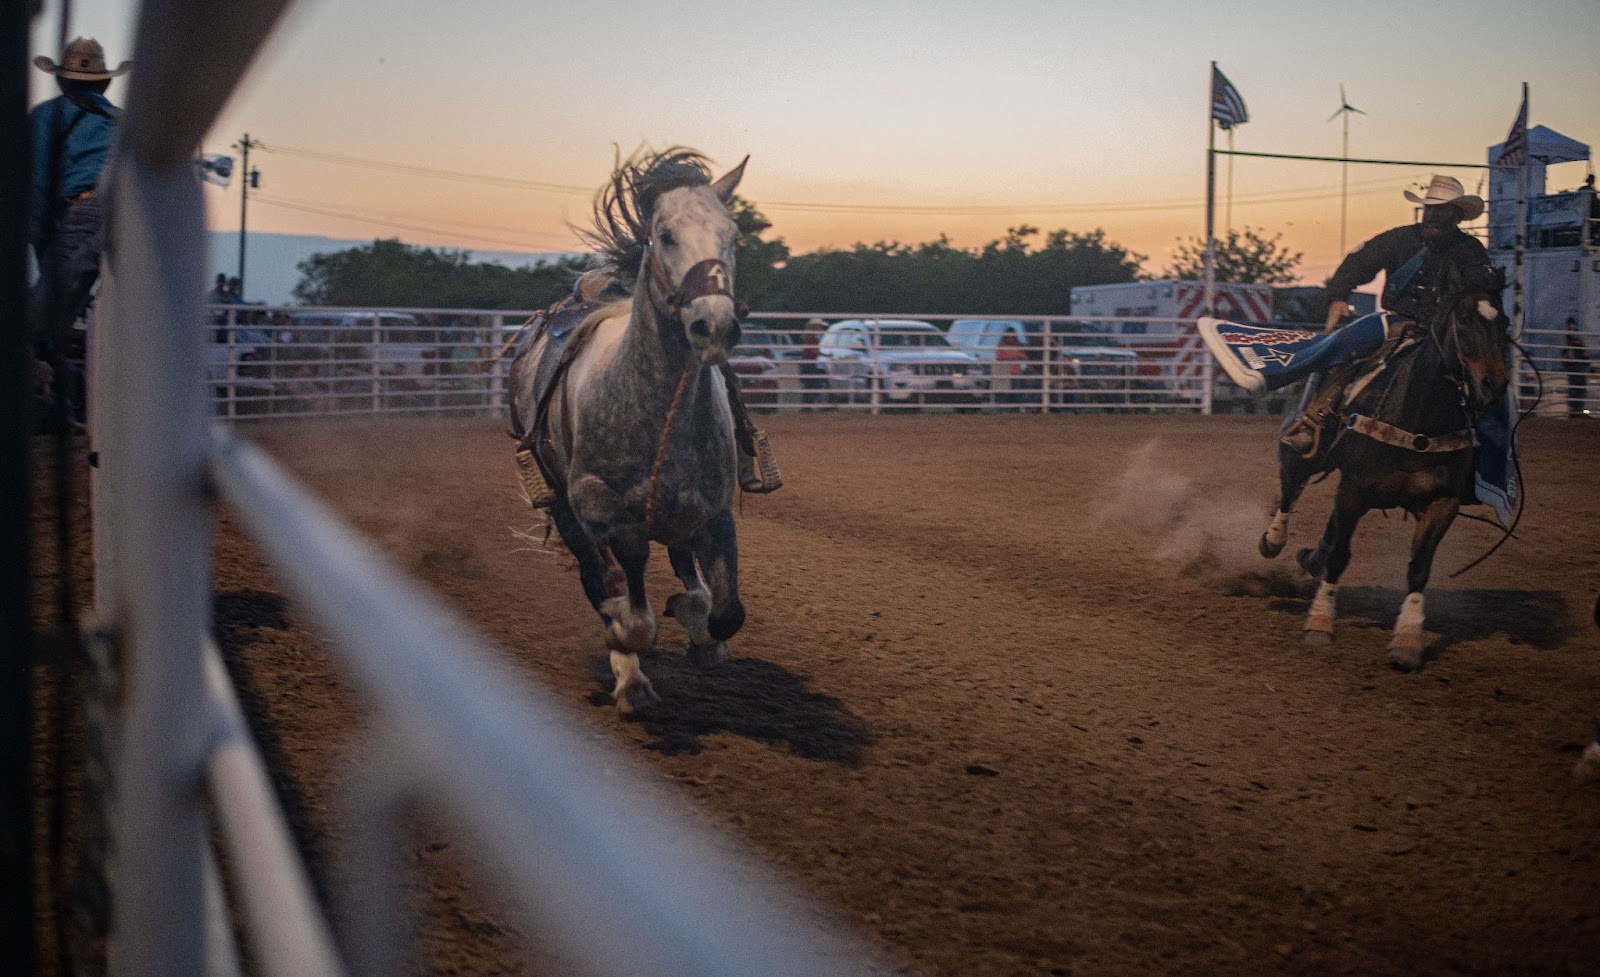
[1324,224,1499,325]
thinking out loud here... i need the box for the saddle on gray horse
[510,299,781,511]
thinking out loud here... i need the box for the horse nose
[689,319,711,339]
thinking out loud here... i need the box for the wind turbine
[1329,84,1366,257]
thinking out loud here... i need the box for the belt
[68,190,97,203]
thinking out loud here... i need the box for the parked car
[947,318,1032,362]
[735,326,804,361]
[1054,346,1141,405]
[728,344,780,408]
[817,319,986,404]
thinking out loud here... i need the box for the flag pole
[1204,63,1217,318]
[1513,82,1529,341]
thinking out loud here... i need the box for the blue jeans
[30,196,104,344]
[1260,313,1391,393]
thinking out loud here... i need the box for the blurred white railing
[88,1,876,975]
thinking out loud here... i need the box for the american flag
[1496,91,1527,168]
[1211,65,1248,130]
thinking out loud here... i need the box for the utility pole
[234,133,259,301]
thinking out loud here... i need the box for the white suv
[817,319,986,403]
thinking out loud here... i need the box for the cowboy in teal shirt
[29,37,129,342]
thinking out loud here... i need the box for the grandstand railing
[90,2,874,975]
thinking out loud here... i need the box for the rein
[643,357,698,537]
[635,237,753,535]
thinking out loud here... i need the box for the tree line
[293,198,1303,314]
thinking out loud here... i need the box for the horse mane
[580,146,715,291]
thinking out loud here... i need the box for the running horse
[508,149,749,712]
[1258,275,1510,669]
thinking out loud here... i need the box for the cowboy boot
[1280,369,1350,459]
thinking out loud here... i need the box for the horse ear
[710,156,748,205]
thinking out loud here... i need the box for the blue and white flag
[1211,65,1249,130]
[198,153,233,187]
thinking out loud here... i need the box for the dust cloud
[1096,440,1305,598]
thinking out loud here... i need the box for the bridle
[643,245,748,321]
[1425,295,1506,420]
[637,237,748,537]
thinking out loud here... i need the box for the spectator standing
[799,317,827,405]
[994,331,1032,410]
[1564,316,1590,418]
[208,272,235,339]
[29,38,129,344]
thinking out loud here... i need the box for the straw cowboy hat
[1404,175,1484,221]
[33,37,131,81]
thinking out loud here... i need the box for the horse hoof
[1574,741,1600,784]
[1259,534,1285,559]
[1304,613,1334,644]
[686,640,731,669]
[1295,547,1325,578]
[1386,639,1425,673]
[614,678,661,715]
[664,591,713,645]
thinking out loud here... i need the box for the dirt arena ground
[39,412,1600,976]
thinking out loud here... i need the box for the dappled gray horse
[509,149,749,712]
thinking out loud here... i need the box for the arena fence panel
[88,2,877,975]
[208,307,1243,417]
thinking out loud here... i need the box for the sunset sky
[31,0,1599,284]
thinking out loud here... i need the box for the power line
[251,193,584,252]
[762,176,1413,216]
[251,141,1422,218]
[256,143,595,194]
[1215,149,1491,169]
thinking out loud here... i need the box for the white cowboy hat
[33,37,131,81]
[1404,175,1484,221]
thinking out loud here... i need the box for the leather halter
[644,247,748,320]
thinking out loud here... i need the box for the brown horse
[1286,280,1510,670]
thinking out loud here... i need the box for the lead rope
[643,357,697,537]
[1448,334,1541,578]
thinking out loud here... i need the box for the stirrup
[737,428,782,494]
[1279,414,1326,461]
[514,446,557,508]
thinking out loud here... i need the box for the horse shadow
[589,652,873,766]
[1271,586,1572,654]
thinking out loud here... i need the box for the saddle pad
[529,302,601,413]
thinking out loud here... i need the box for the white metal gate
[88,3,876,975]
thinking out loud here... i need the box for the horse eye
[659,229,677,248]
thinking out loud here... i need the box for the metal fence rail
[1515,323,1598,417]
[208,306,1243,417]
[89,1,876,975]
